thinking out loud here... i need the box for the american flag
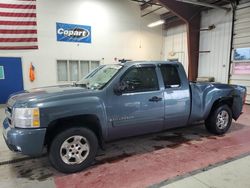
[0,0,38,50]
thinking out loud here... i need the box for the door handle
[149,96,162,102]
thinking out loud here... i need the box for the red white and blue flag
[0,0,38,50]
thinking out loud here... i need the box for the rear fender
[206,95,243,121]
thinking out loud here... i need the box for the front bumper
[2,118,46,156]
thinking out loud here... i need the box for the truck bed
[188,82,246,124]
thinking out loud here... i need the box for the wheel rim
[60,135,90,165]
[216,110,229,129]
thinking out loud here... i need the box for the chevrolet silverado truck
[2,61,246,173]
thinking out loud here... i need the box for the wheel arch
[207,97,234,120]
[44,114,104,149]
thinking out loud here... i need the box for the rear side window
[160,65,181,88]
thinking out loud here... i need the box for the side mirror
[113,81,128,95]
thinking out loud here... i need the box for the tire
[49,127,98,173]
[205,104,232,135]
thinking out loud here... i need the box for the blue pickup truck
[2,61,246,173]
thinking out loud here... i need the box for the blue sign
[56,22,91,43]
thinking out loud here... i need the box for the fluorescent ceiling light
[147,20,165,28]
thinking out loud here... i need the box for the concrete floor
[0,105,250,188]
[162,155,250,188]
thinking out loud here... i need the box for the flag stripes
[0,29,37,34]
[0,12,36,17]
[0,3,36,9]
[0,45,37,50]
[0,37,37,42]
[0,0,38,50]
[0,20,36,25]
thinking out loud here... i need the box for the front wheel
[49,127,98,173]
[205,105,232,135]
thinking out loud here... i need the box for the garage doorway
[0,57,24,104]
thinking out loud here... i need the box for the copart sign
[56,22,91,43]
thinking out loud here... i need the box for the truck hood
[7,85,95,107]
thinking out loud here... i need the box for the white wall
[163,25,188,73]
[163,9,233,83]
[198,8,232,83]
[0,0,164,89]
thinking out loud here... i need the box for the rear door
[159,64,191,129]
[0,57,24,104]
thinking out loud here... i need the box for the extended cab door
[106,64,164,140]
[158,64,191,129]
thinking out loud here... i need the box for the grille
[7,106,12,114]
[5,106,12,126]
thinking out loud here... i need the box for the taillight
[243,93,246,104]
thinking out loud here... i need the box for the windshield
[76,64,123,89]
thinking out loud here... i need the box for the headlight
[13,108,40,128]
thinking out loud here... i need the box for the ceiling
[130,0,237,29]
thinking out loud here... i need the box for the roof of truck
[121,60,181,67]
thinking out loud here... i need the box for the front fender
[40,96,107,138]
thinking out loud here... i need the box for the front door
[0,57,24,104]
[106,64,164,140]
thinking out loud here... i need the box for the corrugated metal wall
[198,9,232,83]
[230,0,250,104]
[163,3,250,103]
[233,0,250,48]
[164,25,189,73]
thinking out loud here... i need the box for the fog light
[16,146,22,152]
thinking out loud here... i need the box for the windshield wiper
[73,82,88,88]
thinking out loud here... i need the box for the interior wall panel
[164,25,189,74]
[198,9,232,83]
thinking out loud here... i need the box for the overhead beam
[176,0,230,11]
[141,6,163,17]
[156,0,200,22]
[139,0,162,10]
[160,12,175,20]
[163,19,185,30]
[160,12,184,30]
[164,16,183,23]
[156,0,201,81]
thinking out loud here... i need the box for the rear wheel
[205,105,232,135]
[49,127,98,173]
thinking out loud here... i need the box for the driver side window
[121,66,159,93]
